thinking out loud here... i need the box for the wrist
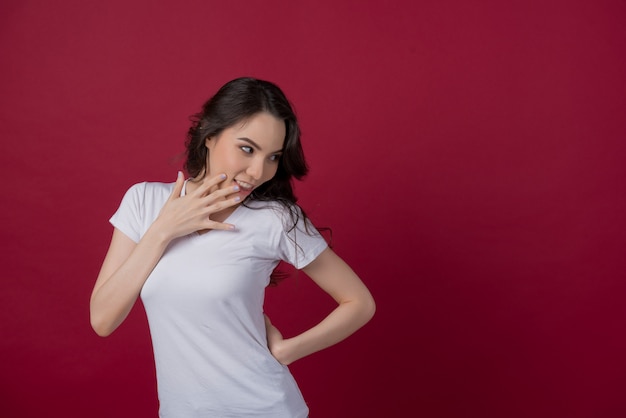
[143,221,174,246]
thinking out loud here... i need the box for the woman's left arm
[266,247,376,365]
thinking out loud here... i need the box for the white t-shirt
[110,181,328,417]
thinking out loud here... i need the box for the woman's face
[205,111,286,200]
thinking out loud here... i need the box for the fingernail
[234,196,241,202]
[233,185,240,191]
[177,171,183,179]
[220,174,227,180]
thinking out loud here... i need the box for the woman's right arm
[90,172,240,337]
[90,225,169,337]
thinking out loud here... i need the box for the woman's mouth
[235,179,254,191]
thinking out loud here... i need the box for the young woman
[90,77,375,417]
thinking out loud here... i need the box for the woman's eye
[269,154,281,162]
[241,146,253,154]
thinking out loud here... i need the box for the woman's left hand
[264,314,292,365]
[263,248,375,366]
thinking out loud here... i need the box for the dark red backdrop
[2,1,625,417]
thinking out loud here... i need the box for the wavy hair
[184,77,324,284]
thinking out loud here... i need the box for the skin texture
[187,111,286,222]
[90,111,375,366]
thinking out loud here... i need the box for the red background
[2,1,626,417]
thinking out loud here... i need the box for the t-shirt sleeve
[278,206,328,269]
[109,182,146,243]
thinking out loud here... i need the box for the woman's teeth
[236,180,253,190]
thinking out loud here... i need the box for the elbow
[91,320,113,338]
[90,294,121,337]
[349,291,375,326]
[362,294,376,323]
[90,311,115,337]
[343,291,376,326]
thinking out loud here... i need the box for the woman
[90,77,375,417]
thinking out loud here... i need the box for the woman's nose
[247,158,264,180]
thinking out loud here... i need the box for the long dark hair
[184,77,323,284]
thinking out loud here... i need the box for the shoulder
[115,181,174,216]
[129,181,174,194]
[243,199,304,223]
[244,199,320,237]
[111,181,175,238]
[122,181,174,200]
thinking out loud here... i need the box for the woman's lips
[235,179,254,193]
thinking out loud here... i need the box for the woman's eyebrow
[237,137,283,154]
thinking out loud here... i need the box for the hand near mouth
[151,172,241,239]
[234,179,255,191]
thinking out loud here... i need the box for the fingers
[187,173,242,204]
[204,199,240,231]
[169,172,244,233]
[203,185,241,205]
[204,193,241,225]
[194,173,228,197]
[206,220,237,231]
[168,171,185,202]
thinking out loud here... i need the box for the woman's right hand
[90,172,241,337]
[152,172,242,241]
